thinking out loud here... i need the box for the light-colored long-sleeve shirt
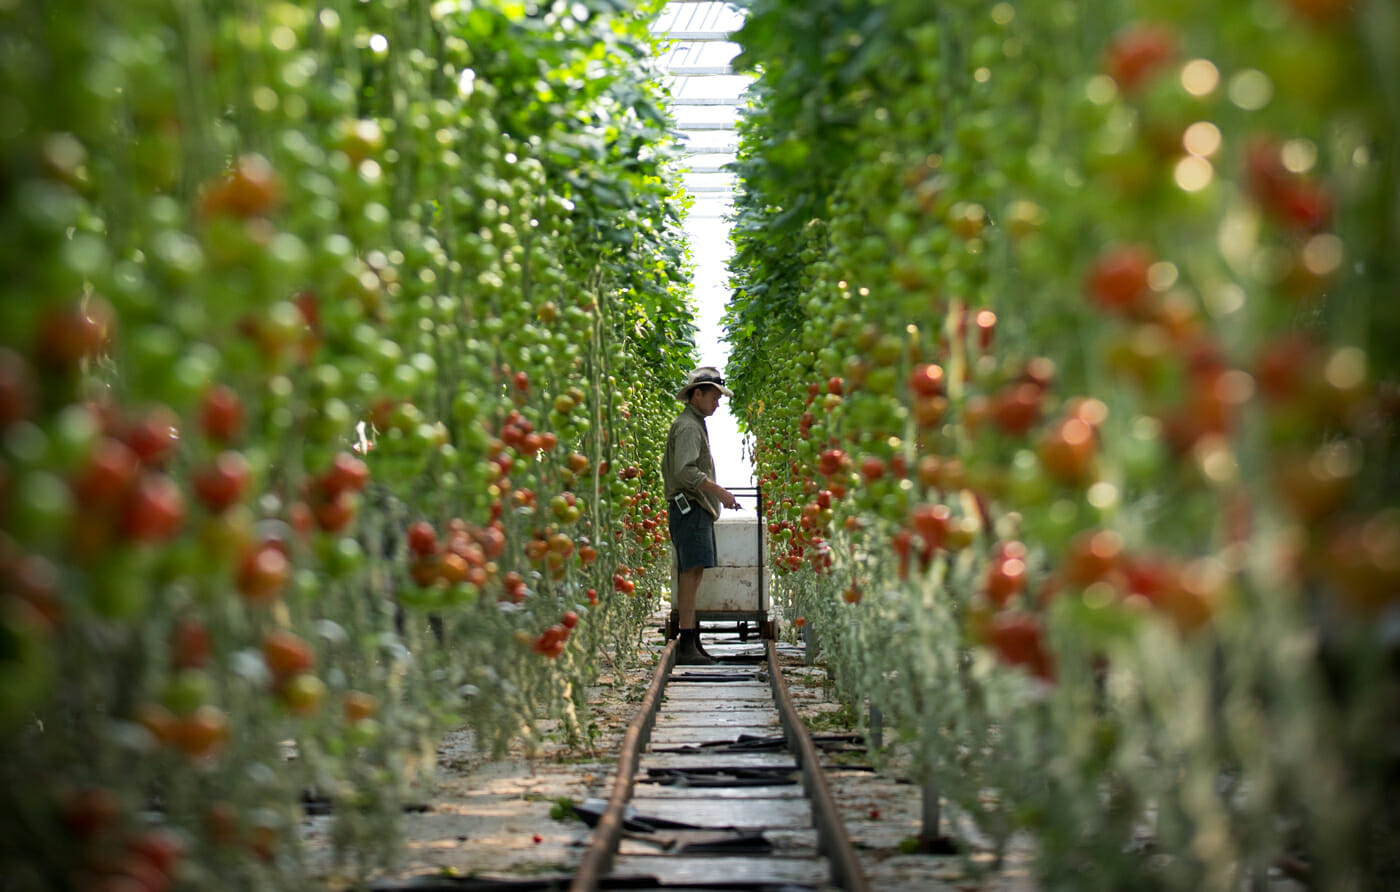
[662,404,719,518]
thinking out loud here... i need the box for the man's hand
[701,479,742,511]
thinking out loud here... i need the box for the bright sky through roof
[651,1,755,492]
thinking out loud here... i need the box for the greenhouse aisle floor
[300,614,1041,891]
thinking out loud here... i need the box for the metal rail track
[569,639,869,891]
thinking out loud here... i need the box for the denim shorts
[669,499,717,572]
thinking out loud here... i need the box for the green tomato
[164,669,213,717]
[12,471,72,549]
[1006,449,1050,507]
[319,535,364,578]
[88,550,151,619]
[48,404,100,471]
[346,717,382,747]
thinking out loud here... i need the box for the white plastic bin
[669,512,771,627]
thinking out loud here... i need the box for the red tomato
[124,407,181,468]
[121,474,185,542]
[1254,334,1318,404]
[1121,554,1173,603]
[915,455,941,488]
[287,500,314,539]
[907,363,945,397]
[476,523,506,559]
[343,690,379,722]
[1272,450,1352,522]
[817,449,848,477]
[910,503,952,550]
[1322,514,1400,613]
[72,438,141,506]
[985,549,1028,606]
[890,528,914,561]
[171,705,228,758]
[1037,417,1097,484]
[199,385,244,443]
[36,299,115,370]
[991,383,1043,436]
[1244,137,1333,231]
[1086,244,1153,315]
[407,521,439,557]
[199,154,283,218]
[126,827,185,878]
[192,450,251,513]
[262,629,313,680]
[1021,357,1057,392]
[524,537,549,564]
[61,786,122,839]
[561,610,579,629]
[409,556,442,588]
[1282,0,1356,24]
[973,310,997,352]
[8,552,63,629]
[312,492,355,532]
[1276,179,1333,232]
[912,394,948,428]
[323,452,369,495]
[237,542,290,604]
[203,801,240,847]
[859,456,885,482]
[1103,23,1176,93]
[170,617,212,670]
[1062,529,1124,587]
[988,612,1054,680]
[1154,560,1224,633]
[0,347,36,429]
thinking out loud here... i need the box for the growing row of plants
[0,0,692,888]
[725,0,1398,888]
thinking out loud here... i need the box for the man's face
[690,385,722,417]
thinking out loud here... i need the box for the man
[663,366,741,666]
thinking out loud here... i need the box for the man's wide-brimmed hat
[677,366,733,400]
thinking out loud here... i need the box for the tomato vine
[0,0,694,887]
[726,0,1399,886]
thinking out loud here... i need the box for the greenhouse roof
[651,1,748,220]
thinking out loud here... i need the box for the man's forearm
[699,477,739,509]
[698,478,725,498]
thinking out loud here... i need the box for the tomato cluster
[727,0,1398,886]
[0,0,695,886]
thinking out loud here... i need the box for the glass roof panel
[652,1,745,36]
[652,2,751,484]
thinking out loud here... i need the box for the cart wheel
[760,619,777,641]
[738,621,749,643]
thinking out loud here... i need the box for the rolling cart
[665,486,775,641]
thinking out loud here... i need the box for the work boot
[675,629,714,666]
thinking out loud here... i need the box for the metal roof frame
[651,1,747,189]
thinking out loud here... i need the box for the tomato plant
[0,0,696,886]
[726,0,1399,887]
